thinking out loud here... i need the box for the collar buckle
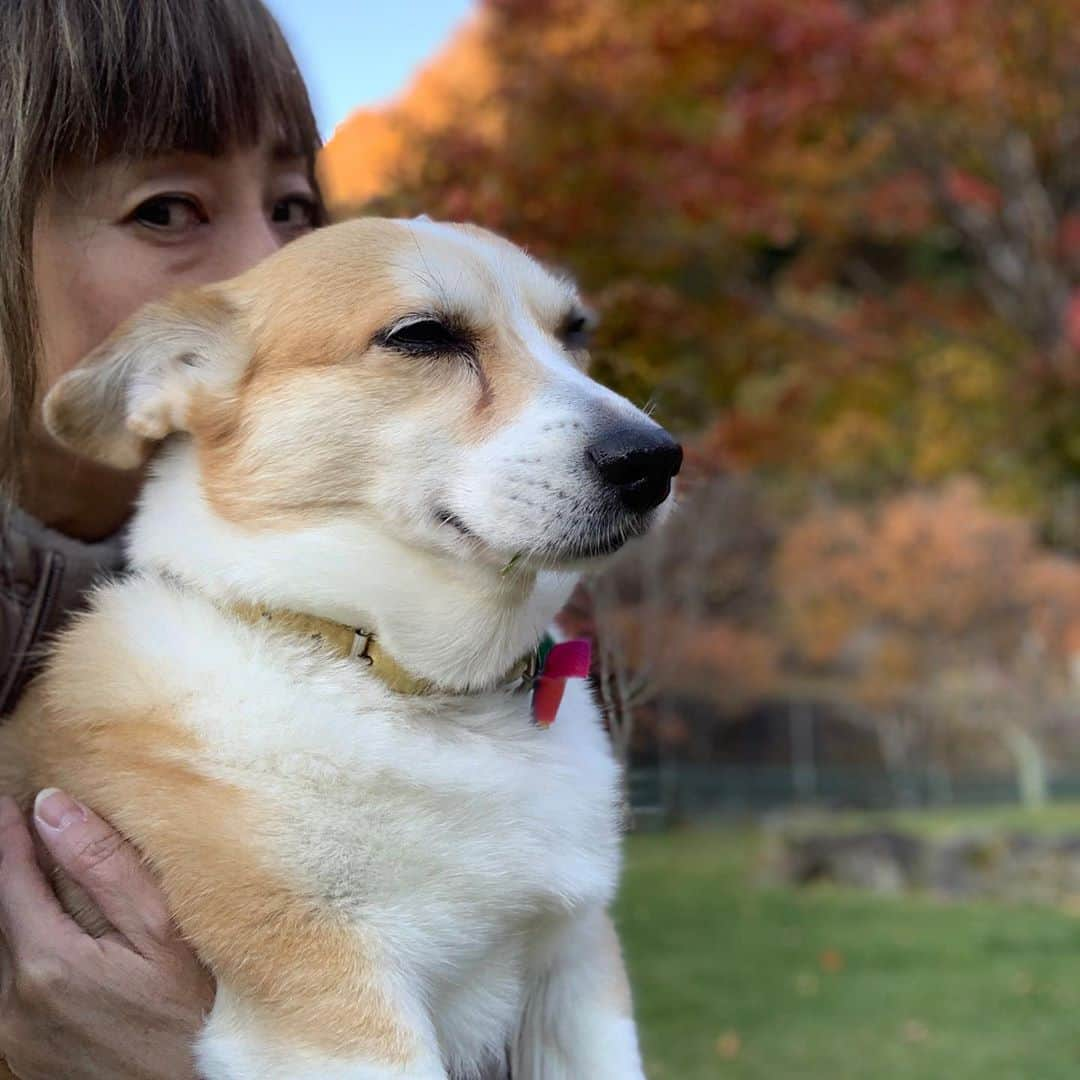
[350,628,373,664]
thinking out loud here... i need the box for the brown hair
[0,0,324,494]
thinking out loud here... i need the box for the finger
[31,789,176,957]
[0,911,11,1003]
[0,797,74,962]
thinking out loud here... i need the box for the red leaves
[1066,290,1080,351]
[320,0,1080,507]
[943,168,1001,213]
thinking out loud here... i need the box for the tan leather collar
[227,599,538,696]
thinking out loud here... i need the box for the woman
[0,2,325,1075]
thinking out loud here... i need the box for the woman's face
[33,139,319,392]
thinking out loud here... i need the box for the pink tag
[543,639,592,679]
[532,639,592,727]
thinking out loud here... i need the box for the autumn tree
[776,479,1079,805]
[321,0,1080,538]
[317,0,1080,795]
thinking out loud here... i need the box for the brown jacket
[0,505,126,715]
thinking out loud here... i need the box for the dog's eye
[383,319,469,356]
[560,311,594,350]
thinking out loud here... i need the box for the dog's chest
[260,678,622,1071]
[196,648,622,951]
[304,689,614,914]
[110,587,621,927]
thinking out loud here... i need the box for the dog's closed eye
[377,315,477,365]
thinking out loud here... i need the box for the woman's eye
[271,196,318,230]
[130,195,205,233]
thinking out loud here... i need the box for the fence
[627,764,1080,825]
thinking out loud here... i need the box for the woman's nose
[212,213,282,279]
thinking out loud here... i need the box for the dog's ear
[44,289,239,469]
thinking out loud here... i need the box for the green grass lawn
[615,820,1080,1079]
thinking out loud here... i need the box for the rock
[924,834,1004,899]
[767,830,924,895]
[767,826,1080,907]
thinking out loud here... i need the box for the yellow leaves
[902,1018,931,1044]
[714,1030,742,1060]
[816,410,899,484]
[818,947,846,974]
[790,334,1018,495]
[912,343,1006,482]
[920,343,1001,401]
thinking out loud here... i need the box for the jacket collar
[1,504,127,715]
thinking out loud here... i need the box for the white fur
[100,438,648,1076]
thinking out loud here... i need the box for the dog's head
[45,218,681,573]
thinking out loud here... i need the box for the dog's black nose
[586,426,683,513]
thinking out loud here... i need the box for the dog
[0,218,681,1078]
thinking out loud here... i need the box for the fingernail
[34,788,87,833]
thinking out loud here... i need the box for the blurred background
[272,1,1080,1075]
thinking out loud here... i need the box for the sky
[265,0,476,140]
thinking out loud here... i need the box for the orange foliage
[777,479,1072,708]
[315,0,1080,753]
[1024,554,1080,661]
[319,0,1080,526]
[603,609,778,701]
[318,17,498,207]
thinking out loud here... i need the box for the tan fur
[6,698,412,1064]
[44,291,239,470]
[187,221,560,528]
[5,607,413,1063]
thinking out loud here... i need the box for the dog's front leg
[512,907,645,1080]
[28,723,449,1080]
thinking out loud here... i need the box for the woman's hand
[0,792,214,1079]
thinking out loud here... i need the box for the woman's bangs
[62,0,321,166]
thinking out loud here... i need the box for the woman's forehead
[47,142,311,203]
[115,141,311,179]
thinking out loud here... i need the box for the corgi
[1,218,681,1079]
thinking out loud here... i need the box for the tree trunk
[790,703,817,804]
[1002,722,1049,810]
[876,713,920,808]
